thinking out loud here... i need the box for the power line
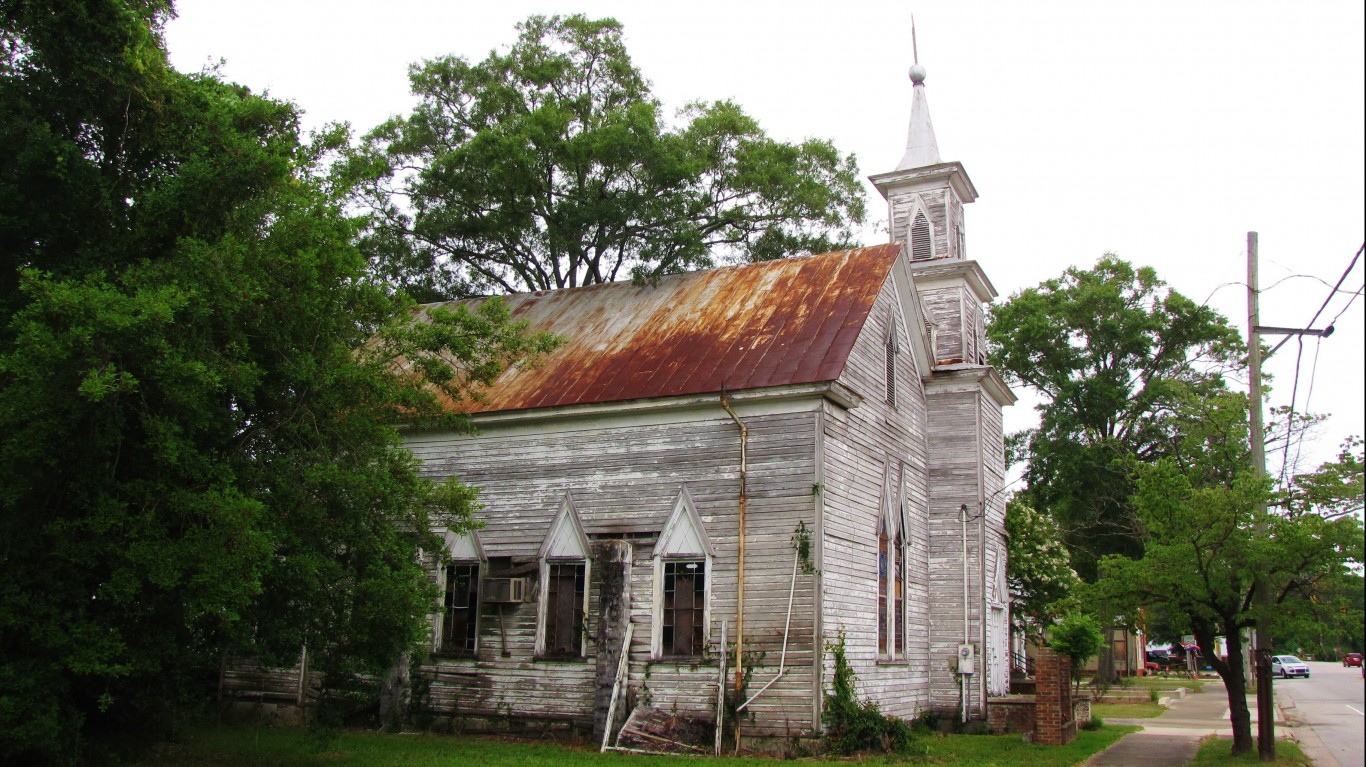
[1278,335,1305,486]
[1260,272,1359,294]
[1327,284,1364,327]
[1267,243,1364,359]
[1291,337,1323,477]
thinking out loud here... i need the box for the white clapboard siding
[889,188,952,260]
[405,405,825,732]
[922,384,996,715]
[820,280,935,720]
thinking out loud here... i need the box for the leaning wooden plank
[599,622,634,752]
[622,729,707,753]
[605,746,686,756]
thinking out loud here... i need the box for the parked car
[1343,652,1363,667]
[1145,650,1182,672]
[1271,655,1310,678]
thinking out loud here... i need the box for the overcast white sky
[165,0,1365,479]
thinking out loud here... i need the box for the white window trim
[535,492,592,658]
[433,530,486,655]
[883,307,900,409]
[992,552,1008,608]
[877,464,907,660]
[651,487,715,658]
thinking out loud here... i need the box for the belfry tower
[872,57,1016,716]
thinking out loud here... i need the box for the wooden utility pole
[1247,232,1275,762]
[1246,232,1336,761]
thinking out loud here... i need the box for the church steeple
[896,63,941,170]
[870,46,995,369]
[870,55,977,263]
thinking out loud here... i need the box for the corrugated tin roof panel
[433,244,900,414]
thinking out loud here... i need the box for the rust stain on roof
[432,244,901,414]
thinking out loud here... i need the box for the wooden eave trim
[868,161,979,204]
[432,382,852,430]
[907,259,998,302]
[888,250,936,380]
[925,365,1017,406]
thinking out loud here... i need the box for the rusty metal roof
[433,244,901,414]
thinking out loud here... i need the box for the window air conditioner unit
[482,577,530,603]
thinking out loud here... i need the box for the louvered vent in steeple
[910,211,932,260]
[884,333,897,408]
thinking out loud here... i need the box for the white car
[1271,655,1310,678]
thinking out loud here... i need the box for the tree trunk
[1201,626,1253,755]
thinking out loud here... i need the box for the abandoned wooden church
[224,62,1015,744]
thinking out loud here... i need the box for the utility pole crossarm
[1255,325,1334,338]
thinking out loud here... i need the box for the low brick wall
[987,694,1091,737]
[1090,690,1150,703]
[988,695,1035,735]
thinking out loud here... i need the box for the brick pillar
[1033,648,1076,746]
[593,540,632,743]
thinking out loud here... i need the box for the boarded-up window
[662,561,706,656]
[545,562,585,657]
[878,520,890,654]
[442,562,480,655]
[910,210,932,260]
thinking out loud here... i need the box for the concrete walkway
[1083,678,1284,767]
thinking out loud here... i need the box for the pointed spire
[896,17,941,170]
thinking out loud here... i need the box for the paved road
[1275,661,1365,767]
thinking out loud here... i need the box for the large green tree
[1092,392,1364,756]
[987,256,1245,578]
[349,14,866,301]
[1275,436,1366,659]
[0,1,551,760]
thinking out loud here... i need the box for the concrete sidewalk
[1083,678,1284,767]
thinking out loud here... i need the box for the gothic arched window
[878,517,890,654]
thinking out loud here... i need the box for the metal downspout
[720,391,748,751]
[961,502,969,723]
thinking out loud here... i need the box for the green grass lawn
[907,727,1138,766]
[1091,701,1166,718]
[1189,735,1310,765]
[132,725,1140,767]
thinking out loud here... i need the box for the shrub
[1081,714,1104,731]
[823,634,914,754]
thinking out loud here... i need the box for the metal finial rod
[912,15,919,65]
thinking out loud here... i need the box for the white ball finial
[909,63,927,84]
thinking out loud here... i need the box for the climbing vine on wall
[791,521,818,575]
